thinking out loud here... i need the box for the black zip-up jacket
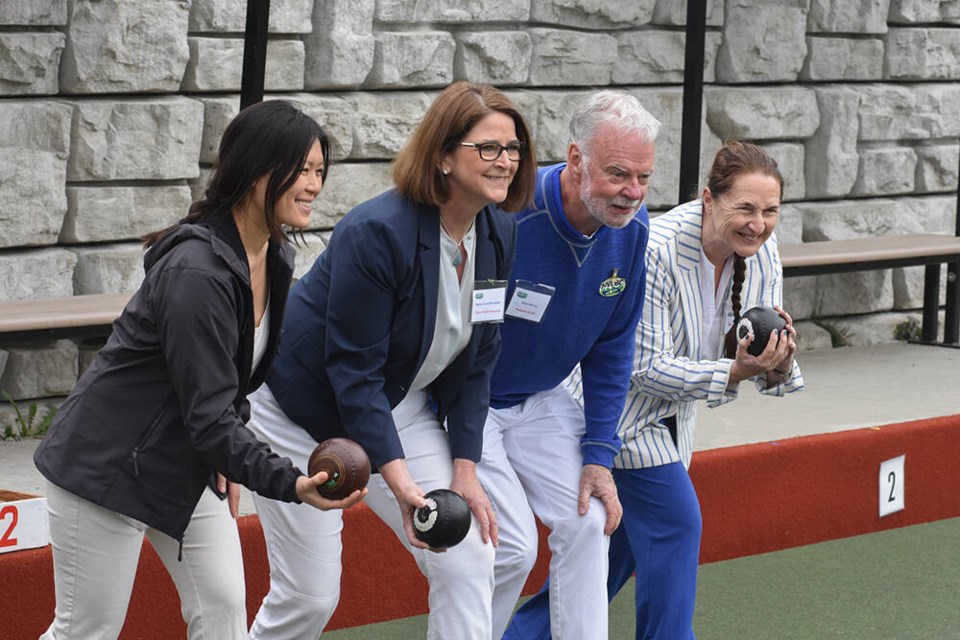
[35,216,302,542]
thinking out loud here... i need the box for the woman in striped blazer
[610,140,805,639]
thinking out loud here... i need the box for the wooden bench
[0,292,131,342]
[779,233,960,346]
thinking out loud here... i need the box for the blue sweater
[490,163,649,467]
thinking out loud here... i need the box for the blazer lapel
[416,206,440,373]
[674,209,706,360]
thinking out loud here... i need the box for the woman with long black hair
[34,100,364,640]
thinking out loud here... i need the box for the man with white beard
[478,90,660,640]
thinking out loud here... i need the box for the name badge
[471,279,508,323]
[505,280,556,323]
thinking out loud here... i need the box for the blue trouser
[503,462,701,640]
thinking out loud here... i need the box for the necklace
[438,216,466,267]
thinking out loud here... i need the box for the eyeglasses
[459,141,525,162]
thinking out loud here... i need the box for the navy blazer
[267,189,516,468]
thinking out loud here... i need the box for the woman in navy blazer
[245,82,537,639]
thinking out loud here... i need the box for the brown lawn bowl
[307,437,371,500]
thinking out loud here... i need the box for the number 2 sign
[878,455,905,518]
[0,497,49,554]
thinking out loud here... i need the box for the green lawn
[326,518,960,639]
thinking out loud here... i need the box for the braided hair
[707,141,784,358]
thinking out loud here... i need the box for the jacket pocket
[129,398,178,477]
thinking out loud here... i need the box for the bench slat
[780,234,960,269]
[0,292,131,334]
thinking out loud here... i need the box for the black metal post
[922,264,941,343]
[240,0,270,110]
[678,0,709,205]
[944,141,960,343]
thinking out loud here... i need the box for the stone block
[857,83,960,140]
[915,143,960,192]
[376,0,529,22]
[196,97,240,165]
[804,87,860,198]
[807,0,890,34]
[292,232,331,280]
[799,198,900,241]
[651,0,724,26]
[66,98,204,181]
[188,0,313,33]
[761,143,805,202]
[705,87,820,140]
[72,244,145,295]
[885,28,960,80]
[899,194,955,234]
[889,0,954,23]
[304,0,375,89]
[265,41,307,92]
[189,168,213,205]
[502,90,568,164]
[454,32,533,85]
[0,0,67,26]
[60,0,190,94]
[0,100,71,155]
[61,186,190,243]
[367,32,455,88]
[794,320,833,351]
[827,311,923,346]
[782,275,817,320]
[345,92,433,159]
[894,264,946,310]
[815,270,894,316]
[529,0,655,29]
[314,163,394,229]
[801,195,954,243]
[776,205,804,245]
[528,29,618,86]
[282,93,357,161]
[0,148,67,248]
[851,146,918,196]
[0,249,76,301]
[716,1,808,82]
[801,37,884,81]
[181,38,304,92]
[0,340,78,400]
[614,30,721,84]
[0,32,65,96]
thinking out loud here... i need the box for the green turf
[324,518,960,639]
[694,517,960,639]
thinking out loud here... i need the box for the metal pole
[240,0,270,110]
[944,139,960,343]
[678,0,709,205]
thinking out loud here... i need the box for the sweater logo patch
[599,269,626,297]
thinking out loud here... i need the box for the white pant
[479,386,610,640]
[246,385,496,640]
[42,480,246,640]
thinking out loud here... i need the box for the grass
[0,392,56,441]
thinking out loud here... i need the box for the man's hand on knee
[578,464,623,535]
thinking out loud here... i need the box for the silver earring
[442,168,450,175]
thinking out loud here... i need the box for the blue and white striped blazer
[612,200,804,470]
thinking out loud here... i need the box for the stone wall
[1,0,959,407]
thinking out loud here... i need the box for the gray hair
[569,90,661,158]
